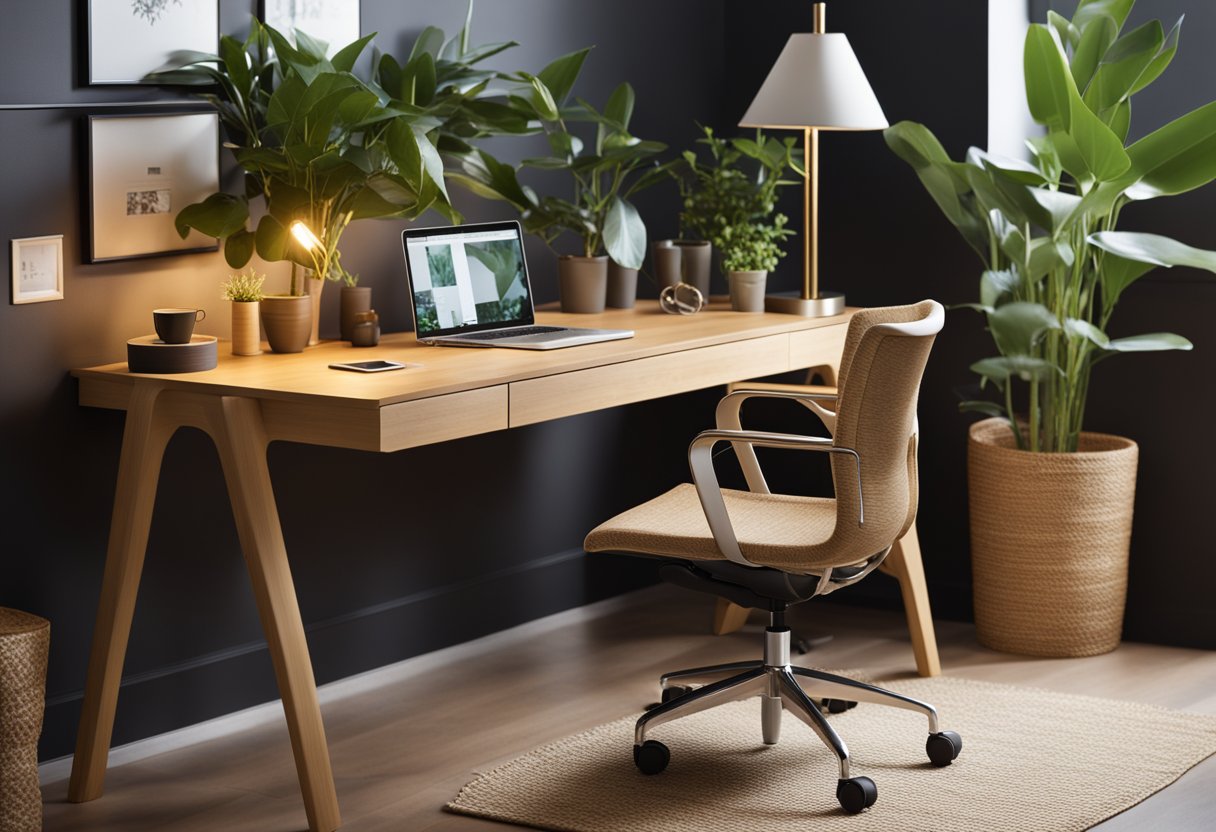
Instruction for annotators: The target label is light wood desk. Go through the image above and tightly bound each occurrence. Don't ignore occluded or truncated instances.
[66,301,906,831]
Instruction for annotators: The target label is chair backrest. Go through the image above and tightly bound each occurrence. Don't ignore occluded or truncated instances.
[819,300,943,566]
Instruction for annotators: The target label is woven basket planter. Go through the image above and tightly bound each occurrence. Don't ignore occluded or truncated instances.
[968,418,1139,657]
[0,608,50,832]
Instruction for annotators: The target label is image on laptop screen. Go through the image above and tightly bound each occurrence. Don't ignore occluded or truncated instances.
[404,223,533,336]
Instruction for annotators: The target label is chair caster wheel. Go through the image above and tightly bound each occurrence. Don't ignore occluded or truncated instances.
[926,730,962,766]
[823,698,857,714]
[633,740,670,775]
[661,685,691,704]
[836,775,877,813]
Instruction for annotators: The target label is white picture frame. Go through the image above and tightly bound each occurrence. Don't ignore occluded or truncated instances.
[88,0,219,85]
[11,236,64,304]
[87,113,221,263]
[260,0,361,56]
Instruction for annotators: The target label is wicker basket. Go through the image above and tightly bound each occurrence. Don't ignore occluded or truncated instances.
[968,418,1139,657]
[0,608,49,832]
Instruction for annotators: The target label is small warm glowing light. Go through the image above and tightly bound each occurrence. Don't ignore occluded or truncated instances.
[290,221,321,251]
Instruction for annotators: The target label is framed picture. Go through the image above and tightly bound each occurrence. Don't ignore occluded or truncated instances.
[87,113,220,263]
[260,0,361,56]
[88,0,219,84]
[11,236,64,304]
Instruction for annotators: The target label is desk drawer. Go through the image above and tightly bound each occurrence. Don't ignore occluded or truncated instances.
[509,334,790,427]
[263,385,508,452]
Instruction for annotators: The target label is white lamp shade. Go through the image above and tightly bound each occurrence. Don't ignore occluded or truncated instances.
[739,33,887,131]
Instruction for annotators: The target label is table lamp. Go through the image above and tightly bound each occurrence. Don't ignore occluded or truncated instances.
[739,2,887,316]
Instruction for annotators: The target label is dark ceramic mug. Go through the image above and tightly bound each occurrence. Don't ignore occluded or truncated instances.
[153,308,205,344]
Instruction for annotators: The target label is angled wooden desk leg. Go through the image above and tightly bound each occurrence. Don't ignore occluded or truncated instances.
[69,384,172,802]
[878,524,941,677]
[206,395,340,832]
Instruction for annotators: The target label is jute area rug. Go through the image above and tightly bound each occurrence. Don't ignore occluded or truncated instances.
[448,676,1216,832]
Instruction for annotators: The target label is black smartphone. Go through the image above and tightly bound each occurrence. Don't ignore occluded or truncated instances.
[328,360,409,373]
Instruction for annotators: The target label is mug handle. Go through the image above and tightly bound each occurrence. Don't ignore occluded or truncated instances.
[195,309,207,322]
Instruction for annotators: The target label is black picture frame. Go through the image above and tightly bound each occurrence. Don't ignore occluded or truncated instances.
[87,0,219,85]
[86,112,221,263]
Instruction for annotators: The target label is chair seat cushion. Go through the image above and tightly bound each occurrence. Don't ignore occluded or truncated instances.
[584,483,839,570]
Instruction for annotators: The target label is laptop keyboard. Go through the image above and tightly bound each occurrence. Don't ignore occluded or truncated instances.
[461,326,566,340]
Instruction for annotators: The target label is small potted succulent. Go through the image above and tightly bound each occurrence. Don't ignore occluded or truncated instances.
[220,267,265,355]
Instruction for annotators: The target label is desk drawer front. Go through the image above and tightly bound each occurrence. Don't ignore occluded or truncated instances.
[789,323,847,370]
[262,386,508,452]
[509,334,790,427]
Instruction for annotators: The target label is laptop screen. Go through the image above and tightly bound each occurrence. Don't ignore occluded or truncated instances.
[402,221,535,337]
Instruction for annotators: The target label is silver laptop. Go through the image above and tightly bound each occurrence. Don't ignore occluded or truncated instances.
[401,221,633,350]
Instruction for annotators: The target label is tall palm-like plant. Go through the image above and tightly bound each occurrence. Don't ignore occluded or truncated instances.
[886,0,1216,452]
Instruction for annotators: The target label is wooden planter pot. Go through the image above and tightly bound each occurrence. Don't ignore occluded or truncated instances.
[968,417,1139,657]
[261,295,312,354]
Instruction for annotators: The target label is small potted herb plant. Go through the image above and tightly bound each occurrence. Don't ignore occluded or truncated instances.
[676,126,799,302]
[221,267,265,355]
[719,215,793,312]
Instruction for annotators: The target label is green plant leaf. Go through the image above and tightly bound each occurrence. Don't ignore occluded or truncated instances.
[1025,25,1073,132]
[409,26,445,61]
[1129,16,1182,96]
[971,355,1061,383]
[980,269,1020,307]
[1088,231,1216,272]
[987,301,1061,356]
[1071,13,1116,91]
[223,229,255,268]
[1026,237,1075,282]
[1073,0,1134,32]
[1047,11,1080,52]
[603,197,646,270]
[1104,333,1193,351]
[1083,19,1163,113]
[401,51,437,106]
[525,74,558,121]
[1064,317,1110,348]
[254,214,289,262]
[604,82,635,130]
[331,32,375,73]
[536,47,591,107]
[959,400,1008,418]
[174,192,248,239]
[1121,100,1216,200]
[1095,252,1155,309]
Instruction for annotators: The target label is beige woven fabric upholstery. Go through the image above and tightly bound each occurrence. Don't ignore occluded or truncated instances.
[586,483,841,570]
[586,301,941,573]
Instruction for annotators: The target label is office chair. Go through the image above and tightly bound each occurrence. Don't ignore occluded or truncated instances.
[585,300,959,813]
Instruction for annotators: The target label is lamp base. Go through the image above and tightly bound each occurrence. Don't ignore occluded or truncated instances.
[764,291,846,317]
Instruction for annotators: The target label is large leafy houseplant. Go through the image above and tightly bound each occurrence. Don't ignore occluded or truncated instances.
[885,0,1216,453]
[452,50,668,270]
[153,6,534,294]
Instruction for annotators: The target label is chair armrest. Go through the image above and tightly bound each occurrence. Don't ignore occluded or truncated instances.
[715,389,840,494]
[687,428,864,569]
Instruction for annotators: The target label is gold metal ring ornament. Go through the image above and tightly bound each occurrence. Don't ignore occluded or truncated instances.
[659,282,704,315]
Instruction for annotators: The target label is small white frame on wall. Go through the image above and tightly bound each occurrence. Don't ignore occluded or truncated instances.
[11,236,65,304]
[260,0,361,56]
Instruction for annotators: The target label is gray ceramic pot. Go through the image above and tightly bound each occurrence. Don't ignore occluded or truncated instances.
[340,286,372,341]
[261,295,312,353]
[558,255,608,313]
[673,240,712,298]
[606,261,638,308]
[728,270,767,312]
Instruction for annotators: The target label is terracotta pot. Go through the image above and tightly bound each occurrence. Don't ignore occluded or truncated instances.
[968,418,1139,657]
[728,270,767,312]
[230,301,262,356]
[261,295,311,354]
[340,286,372,341]
[558,255,608,313]
[606,261,638,308]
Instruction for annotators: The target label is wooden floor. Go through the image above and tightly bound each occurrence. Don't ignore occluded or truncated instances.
[41,585,1216,831]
